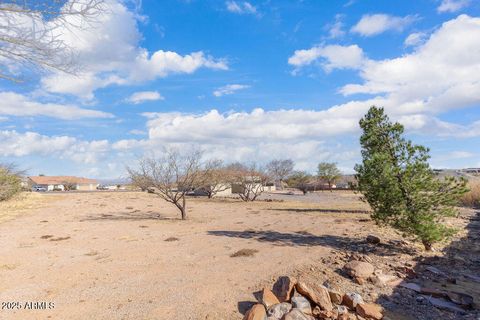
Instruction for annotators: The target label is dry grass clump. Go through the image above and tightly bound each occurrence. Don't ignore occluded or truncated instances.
[230,248,258,258]
[460,180,480,208]
[0,192,54,223]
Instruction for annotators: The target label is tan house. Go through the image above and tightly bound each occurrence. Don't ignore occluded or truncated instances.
[28,176,99,191]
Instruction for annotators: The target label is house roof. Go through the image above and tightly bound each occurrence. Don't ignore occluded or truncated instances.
[28,176,98,185]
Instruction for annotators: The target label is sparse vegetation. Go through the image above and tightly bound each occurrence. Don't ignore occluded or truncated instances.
[286,171,311,194]
[164,237,180,242]
[355,106,468,250]
[0,163,22,202]
[460,180,480,208]
[230,248,258,257]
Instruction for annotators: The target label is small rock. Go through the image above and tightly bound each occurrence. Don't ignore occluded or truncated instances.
[296,281,333,311]
[399,282,421,292]
[371,274,399,287]
[291,296,312,315]
[260,288,281,309]
[267,302,292,319]
[272,276,297,302]
[356,303,383,320]
[420,287,446,298]
[344,261,375,279]
[366,235,380,244]
[282,308,310,320]
[243,304,267,320]
[446,291,474,308]
[354,277,366,285]
[342,292,364,309]
[336,305,348,315]
[426,296,466,314]
[328,289,344,304]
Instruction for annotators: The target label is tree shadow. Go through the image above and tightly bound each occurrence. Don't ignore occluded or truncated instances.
[207,230,416,256]
[379,209,480,319]
[268,208,371,214]
[80,211,176,221]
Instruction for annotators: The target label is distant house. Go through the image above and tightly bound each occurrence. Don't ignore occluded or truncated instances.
[28,176,99,191]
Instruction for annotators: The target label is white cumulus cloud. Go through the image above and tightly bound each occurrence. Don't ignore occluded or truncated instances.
[0,92,113,120]
[351,14,418,37]
[288,44,366,72]
[126,91,164,104]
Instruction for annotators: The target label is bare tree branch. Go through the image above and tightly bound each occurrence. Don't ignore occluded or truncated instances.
[0,0,106,82]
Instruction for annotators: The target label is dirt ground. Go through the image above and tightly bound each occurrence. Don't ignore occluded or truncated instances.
[0,191,476,319]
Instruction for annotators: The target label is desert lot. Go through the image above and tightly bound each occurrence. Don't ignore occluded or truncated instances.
[0,191,477,319]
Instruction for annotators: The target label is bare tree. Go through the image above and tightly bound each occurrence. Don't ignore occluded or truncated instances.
[0,0,105,81]
[266,159,294,190]
[127,149,206,220]
[228,163,268,202]
[197,159,231,199]
[61,178,76,191]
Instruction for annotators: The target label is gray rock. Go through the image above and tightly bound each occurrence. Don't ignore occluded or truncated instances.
[267,302,292,320]
[282,309,310,320]
[291,296,311,315]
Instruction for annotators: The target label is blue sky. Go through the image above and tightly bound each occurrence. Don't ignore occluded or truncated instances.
[1,0,480,178]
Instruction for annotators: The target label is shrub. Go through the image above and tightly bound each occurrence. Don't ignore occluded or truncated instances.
[460,180,480,208]
[0,164,22,201]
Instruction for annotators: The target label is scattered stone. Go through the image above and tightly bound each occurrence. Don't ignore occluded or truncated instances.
[420,287,446,298]
[425,266,445,276]
[366,235,381,244]
[446,291,474,308]
[371,274,398,287]
[328,289,344,304]
[272,276,297,302]
[342,292,364,310]
[267,302,291,319]
[344,261,375,279]
[426,296,466,314]
[260,288,281,309]
[291,296,312,315]
[243,304,267,320]
[399,282,421,292]
[296,281,333,311]
[356,303,383,320]
[282,309,310,320]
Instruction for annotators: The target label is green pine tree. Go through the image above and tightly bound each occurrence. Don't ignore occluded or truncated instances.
[355,106,468,250]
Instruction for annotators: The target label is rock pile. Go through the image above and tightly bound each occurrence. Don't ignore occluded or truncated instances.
[243,274,384,320]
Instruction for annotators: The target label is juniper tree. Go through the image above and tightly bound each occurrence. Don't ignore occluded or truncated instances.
[355,106,468,250]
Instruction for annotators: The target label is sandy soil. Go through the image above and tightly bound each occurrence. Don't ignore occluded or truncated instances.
[0,191,381,319]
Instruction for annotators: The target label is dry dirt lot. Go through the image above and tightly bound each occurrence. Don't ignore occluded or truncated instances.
[0,191,476,319]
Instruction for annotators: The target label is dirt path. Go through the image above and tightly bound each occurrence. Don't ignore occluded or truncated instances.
[0,192,372,319]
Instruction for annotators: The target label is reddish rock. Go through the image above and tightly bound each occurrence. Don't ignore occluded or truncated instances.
[328,289,344,305]
[296,281,333,311]
[356,303,383,320]
[344,261,375,279]
[260,287,280,309]
[272,276,297,302]
[243,304,267,320]
[342,292,364,310]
